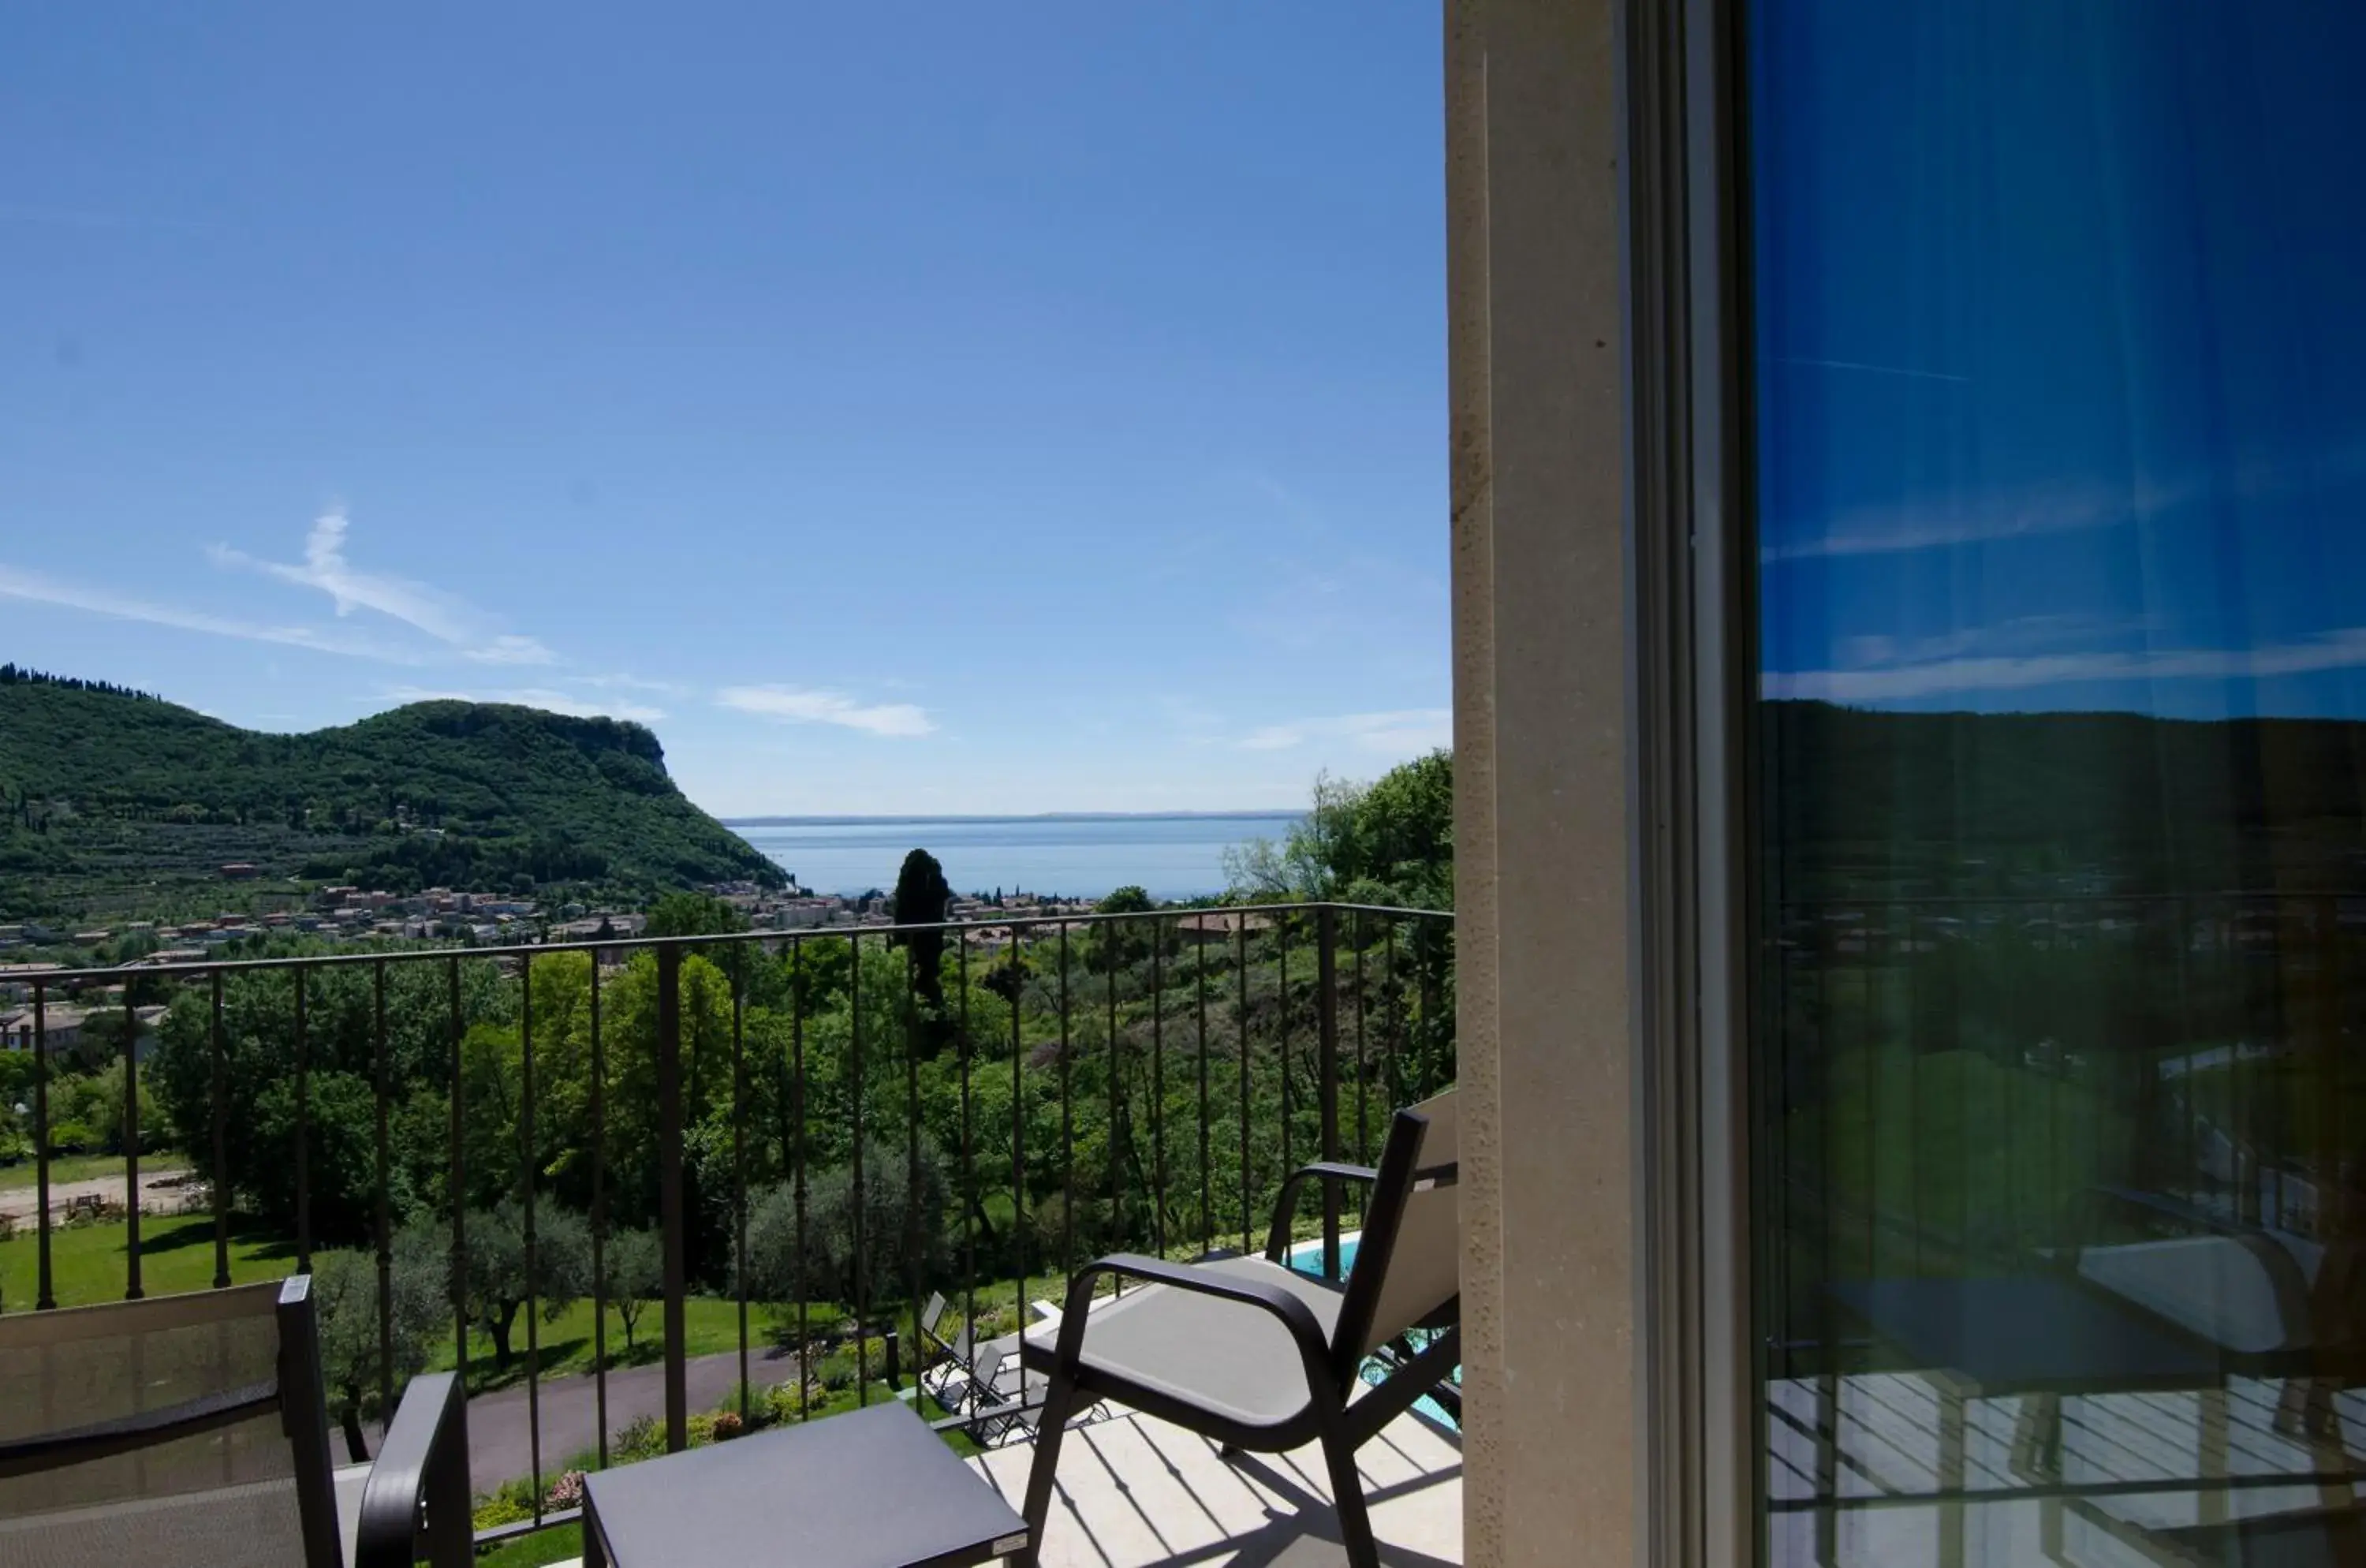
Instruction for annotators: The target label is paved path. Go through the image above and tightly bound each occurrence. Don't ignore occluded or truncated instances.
[461,1344,812,1491]
[0,1165,193,1225]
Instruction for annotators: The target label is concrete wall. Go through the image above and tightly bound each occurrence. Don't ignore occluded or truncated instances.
[1446,0,1633,1564]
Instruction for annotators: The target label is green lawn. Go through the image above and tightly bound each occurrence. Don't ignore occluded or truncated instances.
[0,1211,294,1309]
[472,1524,584,1568]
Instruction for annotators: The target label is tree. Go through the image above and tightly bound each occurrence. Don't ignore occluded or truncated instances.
[1090,884,1155,973]
[891,849,953,1036]
[604,1226,663,1354]
[462,1202,592,1370]
[312,1232,446,1462]
[1225,750,1454,909]
[645,892,750,941]
[741,1150,948,1310]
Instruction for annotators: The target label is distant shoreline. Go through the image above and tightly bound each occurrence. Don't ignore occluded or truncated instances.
[722,810,1303,827]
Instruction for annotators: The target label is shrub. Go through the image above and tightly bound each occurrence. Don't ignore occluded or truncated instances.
[711,1411,744,1442]
[612,1414,664,1463]
[543,1470,586,1510]
[45,1118,95,1155]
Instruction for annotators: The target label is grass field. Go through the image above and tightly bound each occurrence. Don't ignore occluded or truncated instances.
[0,1210,294,1308]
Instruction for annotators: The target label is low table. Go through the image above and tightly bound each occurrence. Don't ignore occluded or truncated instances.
[583,1401,1031,1568]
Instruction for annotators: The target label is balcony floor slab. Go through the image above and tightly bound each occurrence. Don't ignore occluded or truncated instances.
[965,1406,1464,1567]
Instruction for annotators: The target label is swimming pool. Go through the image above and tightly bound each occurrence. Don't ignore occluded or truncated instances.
[1286,1233,1462,1431]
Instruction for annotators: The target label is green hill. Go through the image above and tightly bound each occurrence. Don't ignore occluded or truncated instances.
[0,669,781,921]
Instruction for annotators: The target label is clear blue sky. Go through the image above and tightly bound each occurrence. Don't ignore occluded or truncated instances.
[1753,0,2366,723]
[1,4,1446,816]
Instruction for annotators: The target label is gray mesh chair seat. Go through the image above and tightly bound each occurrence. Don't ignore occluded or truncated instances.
[0,1275,471,1568]
[1018,1088,1460,1568]
[1022,1254,1349,1426]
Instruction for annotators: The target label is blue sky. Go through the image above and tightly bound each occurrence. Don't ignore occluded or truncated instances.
[1753,0,2366,723]
[1,4,1446,816]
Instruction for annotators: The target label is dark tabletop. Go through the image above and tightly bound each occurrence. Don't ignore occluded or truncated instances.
[584,1400,1029,1568]
[1827,1275,2224,1397]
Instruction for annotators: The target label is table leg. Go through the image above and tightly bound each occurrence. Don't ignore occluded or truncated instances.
[2012,1393,2065,1566]
[1936,1383,1966,1568]
[583,1499,609,1568]
[1814,1371,1839,1568]
[2198,1387,2230,1529]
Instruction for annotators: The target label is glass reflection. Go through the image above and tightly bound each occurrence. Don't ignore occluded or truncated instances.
[1748,3,2366,1564]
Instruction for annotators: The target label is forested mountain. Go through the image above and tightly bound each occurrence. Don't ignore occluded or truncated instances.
[1763,701,2366,898]
[0,671,781,917]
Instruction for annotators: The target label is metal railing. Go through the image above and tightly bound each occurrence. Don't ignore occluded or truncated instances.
[4,900,1454,1542]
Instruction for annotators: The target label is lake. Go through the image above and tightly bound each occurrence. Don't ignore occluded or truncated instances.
[725,814,1303,902]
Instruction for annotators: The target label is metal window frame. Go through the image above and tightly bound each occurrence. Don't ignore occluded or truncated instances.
[1622,0,1759,1564]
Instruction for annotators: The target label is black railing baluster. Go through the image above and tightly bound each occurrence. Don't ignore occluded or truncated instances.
[733,972,749,1422]
[852,931,867,1406]
[1197,921,1210,1256]
[1059,922,1073,1285]
[373,960,393,1425]
[122,986,142,1300]
[657,943,687,1450]
[294,968,311,1271]
[1316,905,1340,1280]
[520,953,541,1518]
[1237,920,1250,1256]
[1107,928,1121,1292]
[1151,920,1166,1258]
[959,929,976,1395]
[211,971,230,1289]
[1278,915,1291,1206]
[590,955,608,1469]
[1354,912,1368,1180]
[1384,922,1400,1110]
[34,984,53,1310]
[1420,924,1442,1100]
[1010,927,1026,1401]
[905,946,922,1398]
[448,958,468,1396]
[792,940,809,1424]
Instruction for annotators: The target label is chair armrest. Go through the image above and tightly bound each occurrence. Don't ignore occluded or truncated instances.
[2073,1185,2317,1350]
[1263,1163,1379,1261]
[355,1372,472,1568]
[1039,1253,1335,1384]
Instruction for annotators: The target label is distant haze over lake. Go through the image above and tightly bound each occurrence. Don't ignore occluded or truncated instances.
[725,812,1303,901]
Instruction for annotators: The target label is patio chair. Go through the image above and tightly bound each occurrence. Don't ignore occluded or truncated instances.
[0,1274,471,1568]
[916,1291,980,1409]
[1017,1087,1459,1568]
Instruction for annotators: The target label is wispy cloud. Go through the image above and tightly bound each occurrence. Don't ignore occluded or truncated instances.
[381,685,666,722]
[0,563,420,662]
[570,672,688,695]
[465,635,558,666]
[715,685,935,737]
[1237,708,1453,754]
[215,510,556,666]
[1766,626,2366,703]
[1761,476,2185,564]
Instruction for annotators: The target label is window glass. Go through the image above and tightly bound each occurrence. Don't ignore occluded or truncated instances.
[1748,5,2366,1563]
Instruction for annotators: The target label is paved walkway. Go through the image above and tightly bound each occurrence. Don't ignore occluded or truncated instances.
[461,1344,810,1492]
[0,1165,193,1225]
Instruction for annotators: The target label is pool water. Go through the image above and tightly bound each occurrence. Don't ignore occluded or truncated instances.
[1286,1234,1462,1430]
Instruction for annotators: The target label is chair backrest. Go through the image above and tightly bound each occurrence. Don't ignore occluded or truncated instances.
[0,1276,342,1568]
[1334,1087,1460,1367]
[920,1292,947,1337]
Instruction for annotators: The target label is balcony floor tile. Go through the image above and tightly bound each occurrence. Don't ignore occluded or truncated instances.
[967,1407,1464,1567]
